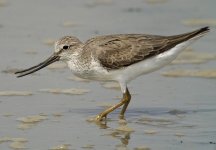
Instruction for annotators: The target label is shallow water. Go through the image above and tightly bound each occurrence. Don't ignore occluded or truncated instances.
[0,0,216,149]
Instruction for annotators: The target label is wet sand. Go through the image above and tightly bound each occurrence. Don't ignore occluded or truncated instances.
[0,0,216,149]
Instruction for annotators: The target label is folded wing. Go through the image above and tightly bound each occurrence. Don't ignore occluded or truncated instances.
[84,27,209,70]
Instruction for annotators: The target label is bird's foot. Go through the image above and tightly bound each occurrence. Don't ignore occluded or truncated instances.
[95,114,107,121]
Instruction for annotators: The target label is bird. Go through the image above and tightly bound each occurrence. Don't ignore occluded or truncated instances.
[15,27,210,121]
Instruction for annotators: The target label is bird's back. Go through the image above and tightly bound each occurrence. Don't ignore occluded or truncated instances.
[83,27,210,70]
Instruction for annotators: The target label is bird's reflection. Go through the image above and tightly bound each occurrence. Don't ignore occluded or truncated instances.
[109,126,131,149]
[88,118,133,148]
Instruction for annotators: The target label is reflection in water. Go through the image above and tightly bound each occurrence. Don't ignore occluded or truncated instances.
[84,106,216,149]
[110,129,131,149]
[108,130,131,145]
[89,118,133,149]
[86,116,132,149]
[120,132,130,146]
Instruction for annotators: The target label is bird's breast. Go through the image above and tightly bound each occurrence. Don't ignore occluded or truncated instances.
[66,58,112,81]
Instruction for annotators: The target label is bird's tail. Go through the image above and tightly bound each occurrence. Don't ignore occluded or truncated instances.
[168,26,210,45]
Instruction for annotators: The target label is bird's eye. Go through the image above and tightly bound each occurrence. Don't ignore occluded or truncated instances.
[63,45,69,50]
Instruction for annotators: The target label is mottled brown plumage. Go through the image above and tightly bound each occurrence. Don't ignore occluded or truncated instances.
[84,27,209,70]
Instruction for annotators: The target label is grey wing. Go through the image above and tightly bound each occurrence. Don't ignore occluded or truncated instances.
[84,34,169,70]
[83,27,209,70]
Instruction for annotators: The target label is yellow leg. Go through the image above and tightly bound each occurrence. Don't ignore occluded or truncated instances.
[96,88,131,121]
[119,88,131,119]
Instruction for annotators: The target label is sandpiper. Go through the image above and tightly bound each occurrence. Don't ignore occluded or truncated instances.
[15,27,210,121]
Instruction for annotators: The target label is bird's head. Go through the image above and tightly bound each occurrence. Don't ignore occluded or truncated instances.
[15,36,82,77]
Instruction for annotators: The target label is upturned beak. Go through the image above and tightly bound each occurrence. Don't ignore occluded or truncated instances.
[15,54,60,78]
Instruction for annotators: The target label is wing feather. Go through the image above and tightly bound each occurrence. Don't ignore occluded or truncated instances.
[83,27,209,70]
[84,34,169,70]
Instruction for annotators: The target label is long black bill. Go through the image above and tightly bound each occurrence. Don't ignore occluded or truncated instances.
[15,54,60,78]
